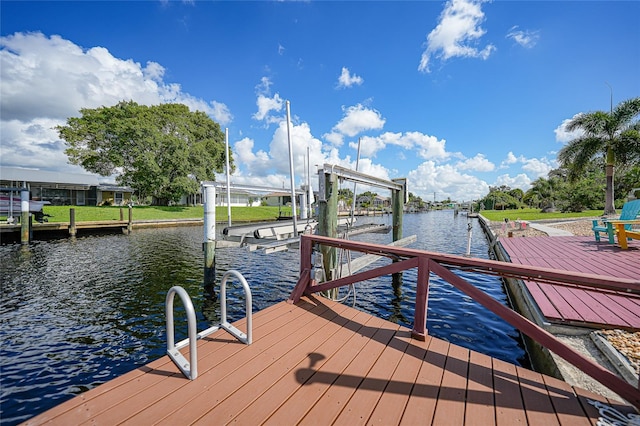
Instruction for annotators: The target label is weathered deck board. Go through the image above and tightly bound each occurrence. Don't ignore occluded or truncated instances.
[24,295,635,425]
[499,236,640,330]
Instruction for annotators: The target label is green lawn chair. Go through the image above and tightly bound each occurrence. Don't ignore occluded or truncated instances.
[592,199,640,243]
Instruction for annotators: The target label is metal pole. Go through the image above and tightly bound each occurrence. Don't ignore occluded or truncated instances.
[300,152,308,220]
[349,137,361,227]
[203,184,216,294]
[605,82,613,113]
[465,221,473,257]
[307,147,312,218]
[286,100,298,233]
[225,128,232,228]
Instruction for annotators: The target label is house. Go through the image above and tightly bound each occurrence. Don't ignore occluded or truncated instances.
[216,189,260,207]
[263,192,293,207]
[0,167,134,207]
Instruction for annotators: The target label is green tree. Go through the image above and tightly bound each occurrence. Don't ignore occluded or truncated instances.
[58,101,229,205]
[558,97,640,215]
[337,188,354,208]
[526,176,564,211]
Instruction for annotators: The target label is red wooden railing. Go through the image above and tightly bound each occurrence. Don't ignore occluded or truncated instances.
[288,234,640,409]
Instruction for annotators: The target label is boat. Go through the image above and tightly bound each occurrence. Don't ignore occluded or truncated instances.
[0,195,49,214]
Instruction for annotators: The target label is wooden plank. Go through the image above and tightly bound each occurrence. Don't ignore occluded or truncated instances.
[492,358,527,425]
[400,337,450,425]
[332,328,411,425]
[230,309,375,424]
[465,350,496,426]
[525,281,561,319]
[516,365,560,425]
[262,313,390,426]
[366,333,431,425]
[540,374,592,426]
[432,344,470,425]
[192,301,357,424]
[296,319,401,425]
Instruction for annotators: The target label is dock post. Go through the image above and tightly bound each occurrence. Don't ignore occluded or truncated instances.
[69,208,76,237]
[127,205,132,234]
[391,179,405,291]
[203,184,216,297]
[318,170,338,297]
[391,179,405,243]
[20,189,30,244]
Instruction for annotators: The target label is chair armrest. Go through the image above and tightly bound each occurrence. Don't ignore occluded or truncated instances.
[609,219,640,225]
[608,219,640,227]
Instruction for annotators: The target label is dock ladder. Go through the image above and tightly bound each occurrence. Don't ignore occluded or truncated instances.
[165,270,252,380]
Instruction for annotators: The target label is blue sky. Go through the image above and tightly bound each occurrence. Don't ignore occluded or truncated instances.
[1,1,639,202]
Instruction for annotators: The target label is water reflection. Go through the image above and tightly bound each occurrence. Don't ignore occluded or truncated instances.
[0,210,526,425]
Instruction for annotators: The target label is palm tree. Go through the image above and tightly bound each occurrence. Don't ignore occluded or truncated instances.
[558,97,640,215]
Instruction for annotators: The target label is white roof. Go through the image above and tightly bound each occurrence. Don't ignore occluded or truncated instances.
[0,166,100,186]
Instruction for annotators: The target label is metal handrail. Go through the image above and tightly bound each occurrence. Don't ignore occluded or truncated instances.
[220,270,253,345]
[165,270,253,380]
[165,286,199,380]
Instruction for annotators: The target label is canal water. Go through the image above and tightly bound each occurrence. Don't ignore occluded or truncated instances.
[0,210,527,425]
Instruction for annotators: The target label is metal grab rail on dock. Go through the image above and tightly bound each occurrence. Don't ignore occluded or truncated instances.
[165,270,253,380]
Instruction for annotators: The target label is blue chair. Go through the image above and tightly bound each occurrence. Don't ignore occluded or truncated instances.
[592,199,640,243]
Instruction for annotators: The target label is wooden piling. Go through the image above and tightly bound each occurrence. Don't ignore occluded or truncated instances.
[20,189,29,244]
[391,179,405,242]
[391,178,405,291]
[69,208,76,237]
[318,171,338,290]
[127,205,132,234]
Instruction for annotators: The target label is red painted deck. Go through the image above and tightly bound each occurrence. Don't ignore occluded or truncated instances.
[24,296,636,425]
[498,236,640,330]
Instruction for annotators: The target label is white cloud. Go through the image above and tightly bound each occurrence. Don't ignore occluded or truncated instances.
[419,0,496,73]
[324,132,344,147]
[408,161,490,201]
[456,153,495,171]
[521,157,556,178]
[554,115,583,143]
[230,119,326,190]
[337,67,364,88]
[0,32,232,171]
[330,104,385,138]
[497,151,555,179]
[499,151,524,168]
[348,131,448,160]
[253,93,284,123]
[506,26,540,48]
[494,173,532,192]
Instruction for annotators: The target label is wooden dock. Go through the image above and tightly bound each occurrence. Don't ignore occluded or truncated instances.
[498,236,640,330]
[24,296,637,425]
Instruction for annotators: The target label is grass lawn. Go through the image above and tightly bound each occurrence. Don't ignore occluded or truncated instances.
[6,205,605,224]
[33,205,296,223]
[479,208,603,222]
